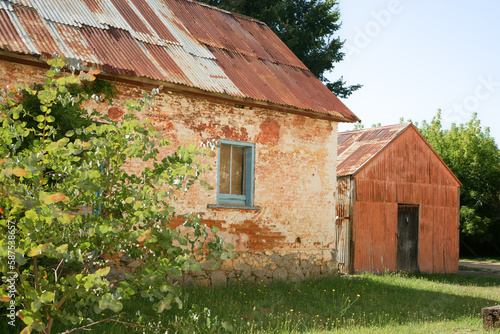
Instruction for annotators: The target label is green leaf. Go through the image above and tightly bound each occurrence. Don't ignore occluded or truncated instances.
[68,315,80,325]
[56,244,68,255]
[28,247,41,257]
[46,70,55,77]
[56,77,66,86]
[40,193,54,205]
[25,209,39,222]
[98,297,109,311]
[95,267,110,277]
[157,299,171,313]
[35,115,45,122]
[175,296,183,309]
[31,299,42,312]
[200,180,214,190]
[31,321,45,331]
[108,299,123,313]
[40,291,54,303]
[15,251,27,265]
[84,278,94,290]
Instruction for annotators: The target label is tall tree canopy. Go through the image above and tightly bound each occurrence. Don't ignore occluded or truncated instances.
[200,0,361,98]
[417,111,500,256]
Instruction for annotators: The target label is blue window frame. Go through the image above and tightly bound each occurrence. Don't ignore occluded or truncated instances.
[216,140,255,207]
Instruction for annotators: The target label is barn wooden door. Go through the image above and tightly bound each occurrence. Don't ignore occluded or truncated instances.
[397,204,419,271]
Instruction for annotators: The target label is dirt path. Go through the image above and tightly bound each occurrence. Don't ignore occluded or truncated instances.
[459,260,500,277]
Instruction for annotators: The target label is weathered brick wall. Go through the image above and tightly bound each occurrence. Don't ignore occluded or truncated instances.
[0,58,340,283]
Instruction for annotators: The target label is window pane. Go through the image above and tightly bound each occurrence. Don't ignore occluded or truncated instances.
[231,146,245,195]
[219,144,231,194]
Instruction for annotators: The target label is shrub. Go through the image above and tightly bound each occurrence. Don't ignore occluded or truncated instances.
[0,55,234,333]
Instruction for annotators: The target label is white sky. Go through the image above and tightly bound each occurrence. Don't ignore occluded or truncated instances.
[328,0,500,144]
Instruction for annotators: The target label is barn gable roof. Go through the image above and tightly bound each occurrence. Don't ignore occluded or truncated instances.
[0,0,359,122]
[337,123,461,185]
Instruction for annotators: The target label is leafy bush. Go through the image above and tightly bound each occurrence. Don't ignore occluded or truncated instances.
[0,55,234,333]
[418,111,500,245]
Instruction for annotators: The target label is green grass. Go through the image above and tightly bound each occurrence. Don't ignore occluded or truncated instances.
[3,272,500,333]
[460,257,500,263]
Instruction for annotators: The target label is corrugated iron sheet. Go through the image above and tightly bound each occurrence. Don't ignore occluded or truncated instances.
[149,0,213,58]
[49,22,100,65]
[144,43,192,86]
[79,25,135,76]
[110,0,153,37]
[0,8,30,54]
[0,0,358,121]
[130,0,178,43]
[236,17,305,69]
[337,124,411,176]
[14,5,59,55]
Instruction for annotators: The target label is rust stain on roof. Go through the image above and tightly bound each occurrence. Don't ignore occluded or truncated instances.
[130,0,178,44]
[109,0,150,36]
[14,6,59,55]
[49,22,98,65]
[0,9,29,54]
[337,124,411,176]
[0,0,359,122]
[80,0,103,14]
[144,43,193,86]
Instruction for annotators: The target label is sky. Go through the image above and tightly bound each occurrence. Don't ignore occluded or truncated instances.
[328,1,500,144]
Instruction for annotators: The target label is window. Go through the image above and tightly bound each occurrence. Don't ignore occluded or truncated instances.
[214,140,256,208]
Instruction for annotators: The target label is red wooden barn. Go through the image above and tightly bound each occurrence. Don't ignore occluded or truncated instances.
[335,124,461,274]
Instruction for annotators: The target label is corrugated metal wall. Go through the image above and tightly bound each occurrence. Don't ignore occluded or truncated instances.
[348,127,460,274]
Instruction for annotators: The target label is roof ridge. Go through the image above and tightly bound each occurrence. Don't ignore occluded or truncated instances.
[339,123,411,135]
[185,0,270,26]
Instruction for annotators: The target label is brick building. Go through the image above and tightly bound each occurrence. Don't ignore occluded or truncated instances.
[0,0,359,284]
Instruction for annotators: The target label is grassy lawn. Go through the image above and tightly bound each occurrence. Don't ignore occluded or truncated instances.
[3,272,499,333]
[460,257,500,263]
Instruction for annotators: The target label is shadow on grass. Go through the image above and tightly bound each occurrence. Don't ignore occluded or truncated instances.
[162,273,500,332]
[409,270,500,287]
[2,272,499,333]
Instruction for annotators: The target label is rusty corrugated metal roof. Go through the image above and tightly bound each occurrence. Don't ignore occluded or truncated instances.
[337,124,411,176]
[0,0,359,121]
[0,8,30,54]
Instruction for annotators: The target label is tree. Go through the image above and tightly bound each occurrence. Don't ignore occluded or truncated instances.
[351,122,381,130]
[200,0,361,98]
[417,111,500,255]
[0,56,234,333]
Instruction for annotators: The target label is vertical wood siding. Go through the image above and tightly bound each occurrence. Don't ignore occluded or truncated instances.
[352,127,460,274]
[335,177,353,273]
